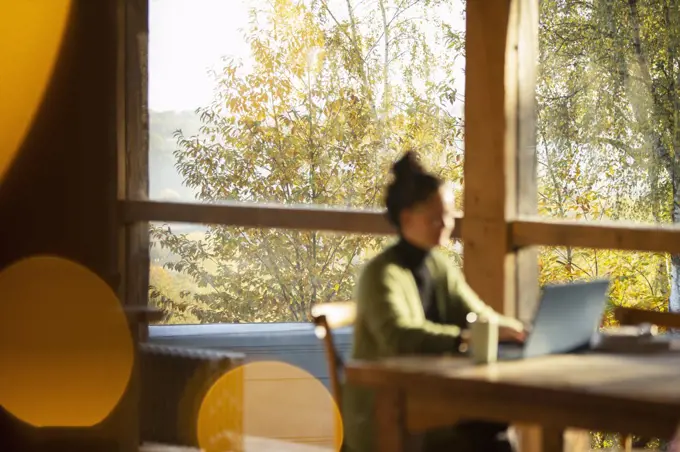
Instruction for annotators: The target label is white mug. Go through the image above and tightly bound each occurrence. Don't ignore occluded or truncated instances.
[467,312,499,364]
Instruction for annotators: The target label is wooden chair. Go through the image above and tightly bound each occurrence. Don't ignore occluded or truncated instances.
[311,301,356,451]
[310,301,357,406]
[614,306,680,452]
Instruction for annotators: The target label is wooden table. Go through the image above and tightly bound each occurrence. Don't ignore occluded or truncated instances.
[345,353,680,452]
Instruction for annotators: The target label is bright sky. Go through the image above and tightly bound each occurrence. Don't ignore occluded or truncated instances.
[149,0,251,111]
[149,0,465,112]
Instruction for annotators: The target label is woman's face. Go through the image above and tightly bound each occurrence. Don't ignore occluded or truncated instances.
[400,185,456,249]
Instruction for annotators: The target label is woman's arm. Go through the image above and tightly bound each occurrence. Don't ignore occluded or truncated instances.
[455,277,526,342]
[359,263,464,356]
[444,261,525,335]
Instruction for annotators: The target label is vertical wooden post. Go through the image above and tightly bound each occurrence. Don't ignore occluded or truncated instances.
[463,0,518,316]
[116,0,149,450]
[463,0,539,317]
[504,1,544,451]
[515,0,540,325]
[121,0,150,341]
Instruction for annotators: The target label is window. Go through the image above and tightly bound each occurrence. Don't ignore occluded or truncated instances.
[537,0,677,227]
[535,0,680,316]
[143,0,467,323]
[149,223,391,324]
[148,221,463,325]
[540,247,670,326]
[148,0,466,208]
[119,0,680,331]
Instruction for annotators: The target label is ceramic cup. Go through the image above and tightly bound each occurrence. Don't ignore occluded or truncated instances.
[467,312,499,364]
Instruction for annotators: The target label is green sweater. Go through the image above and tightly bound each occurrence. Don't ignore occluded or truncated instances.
[342,244,520,452]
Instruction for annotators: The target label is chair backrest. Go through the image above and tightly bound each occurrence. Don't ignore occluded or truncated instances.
[614,306,680,330]
[310,301,357,407]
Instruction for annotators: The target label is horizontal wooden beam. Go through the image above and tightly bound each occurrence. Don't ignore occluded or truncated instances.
[120,200,469,237]
[121,202,680,253]
[124,306,163,324]
[614,306,680,329]
[513,218,680,254]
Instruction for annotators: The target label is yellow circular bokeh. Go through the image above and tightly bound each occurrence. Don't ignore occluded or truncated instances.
[0,0,72,183]
[197,361,343,452]
[0,256,133,427]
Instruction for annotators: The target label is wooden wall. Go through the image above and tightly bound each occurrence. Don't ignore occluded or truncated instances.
[0,0,119,283]
[0,1,126,450]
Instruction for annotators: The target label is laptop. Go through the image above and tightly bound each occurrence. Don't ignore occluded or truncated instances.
[497,279,611,361]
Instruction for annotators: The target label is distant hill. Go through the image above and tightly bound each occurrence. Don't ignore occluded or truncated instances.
[149,109,202,202]
[149,109,207,238]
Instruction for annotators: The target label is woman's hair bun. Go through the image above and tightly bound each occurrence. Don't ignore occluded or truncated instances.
[391,151,425,181]
[384,151,443,228]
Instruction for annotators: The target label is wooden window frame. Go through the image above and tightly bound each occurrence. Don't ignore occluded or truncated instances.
[118,0,680,325]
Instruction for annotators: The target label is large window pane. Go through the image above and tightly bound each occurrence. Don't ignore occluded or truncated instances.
[148,0,466,209]
[149,223,388,324]
[537,0,680,314]
[537,0,679,225]
[149,222,463,325]
[539,246,669,328]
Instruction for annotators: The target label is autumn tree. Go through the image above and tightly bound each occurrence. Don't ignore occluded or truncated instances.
[150,0,464,323]
[536,0,677,319]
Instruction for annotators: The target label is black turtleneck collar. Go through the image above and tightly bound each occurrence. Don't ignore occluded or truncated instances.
[394,238,430,270]
[394,238,440,321]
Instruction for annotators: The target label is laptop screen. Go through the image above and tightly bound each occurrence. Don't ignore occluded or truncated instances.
[523,279,610,358]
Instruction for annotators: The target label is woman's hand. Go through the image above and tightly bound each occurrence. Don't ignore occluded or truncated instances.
[499,318,527,343]
[458,319,527,352]
[499,326,527,343]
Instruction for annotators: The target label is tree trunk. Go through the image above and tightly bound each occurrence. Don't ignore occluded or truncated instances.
[670,182,680,313]
[626,0,680,314]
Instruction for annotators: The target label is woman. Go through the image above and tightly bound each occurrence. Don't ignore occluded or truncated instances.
[342,152,525,452]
